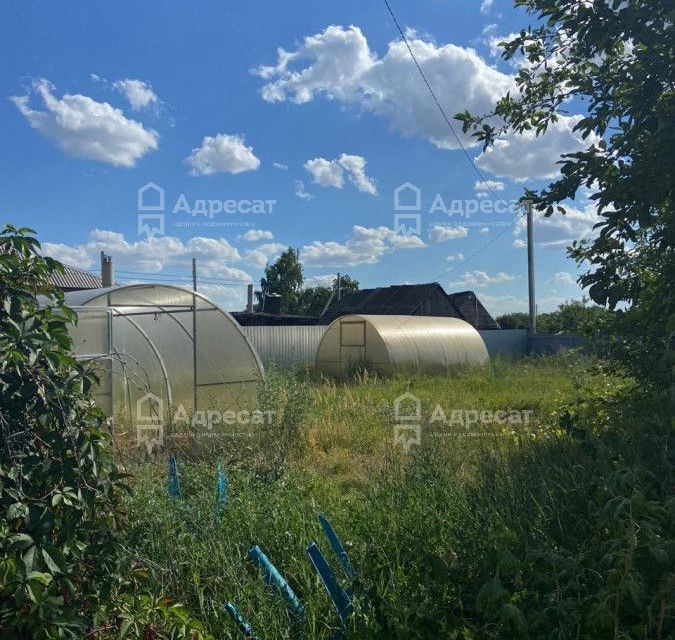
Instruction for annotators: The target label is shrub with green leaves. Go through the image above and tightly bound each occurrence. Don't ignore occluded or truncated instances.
[0,225,207,639]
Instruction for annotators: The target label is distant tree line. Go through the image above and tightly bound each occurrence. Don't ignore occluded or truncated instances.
[496,299,612,335]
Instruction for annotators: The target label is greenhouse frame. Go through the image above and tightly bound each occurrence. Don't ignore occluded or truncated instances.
[59,284,264,428]
[316,314,489,376]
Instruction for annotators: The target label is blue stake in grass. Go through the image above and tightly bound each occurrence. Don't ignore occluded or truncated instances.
[248,545,305,618]
[223,601,256,638]
[319,513,356,581]
[306,542,353,626]
[167,455,180,498]
[215,460,228,520]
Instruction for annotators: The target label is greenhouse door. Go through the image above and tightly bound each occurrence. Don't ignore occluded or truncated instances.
[339,320,366,368]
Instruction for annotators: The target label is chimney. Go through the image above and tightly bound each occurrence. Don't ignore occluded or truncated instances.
[247,284,254,313]
[101,251,114,287]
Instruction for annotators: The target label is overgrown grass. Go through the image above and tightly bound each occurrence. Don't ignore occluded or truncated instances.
[120,356,673,639]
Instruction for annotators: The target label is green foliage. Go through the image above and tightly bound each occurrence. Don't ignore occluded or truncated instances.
[0,225,208,639]
[456,0,674,388]
[496,311,530,330]
[259,250,359,316]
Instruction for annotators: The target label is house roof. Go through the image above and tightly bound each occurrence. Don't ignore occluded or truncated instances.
[50,264,103,291]
[447,290,500,330]
[321,282,447,323]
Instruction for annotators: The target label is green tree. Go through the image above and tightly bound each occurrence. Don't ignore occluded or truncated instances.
[456,0,674,387]
[538,299,612,335]
[495,312,529,329]
[297,274,360,316]
[258,248,303,314]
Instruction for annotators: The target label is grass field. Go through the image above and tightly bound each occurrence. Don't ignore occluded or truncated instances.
[120,356,670,639]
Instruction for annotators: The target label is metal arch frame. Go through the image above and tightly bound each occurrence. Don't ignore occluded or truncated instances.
[65,284,265,413]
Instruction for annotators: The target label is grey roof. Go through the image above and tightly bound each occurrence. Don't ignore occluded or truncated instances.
[50,264,102,291]
[321,282,500,329]
[321,282,444,322]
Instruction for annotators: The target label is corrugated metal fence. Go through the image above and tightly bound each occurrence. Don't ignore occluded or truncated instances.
[243,326,325,370]
[243,326,585,370]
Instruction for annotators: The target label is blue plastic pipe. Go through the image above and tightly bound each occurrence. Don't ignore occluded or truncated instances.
[167,455,180,498]
[248,545,305,618]
[306,542,353,626]
[223,601,256,638]
[215,460,228,519]
[319,513,356,581]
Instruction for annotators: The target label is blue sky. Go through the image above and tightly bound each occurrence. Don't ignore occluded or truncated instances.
[0,0,596,314]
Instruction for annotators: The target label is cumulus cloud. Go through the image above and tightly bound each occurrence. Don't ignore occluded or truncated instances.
[185,133,260,176]
[450,270,516,288]
[294,179,314,200]
[548,271,576,286]
[301,225,425,267]
[11,79,158,167]
[303,274,336,288]
[428,225,469,243]
[475,115,599,181]
[243,242,286,267]
[512,201,598,249]
[481,293,576,316]
[43,229,249,281]
[112,79,158,110]
[255,25,592,182]
[239,229,274,242]
[273,162,288,170]
[304,153,377,194]
[446,252,465,262]
[474,179,505,197]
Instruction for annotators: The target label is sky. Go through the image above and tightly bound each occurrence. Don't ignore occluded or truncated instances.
[0,0,597,315]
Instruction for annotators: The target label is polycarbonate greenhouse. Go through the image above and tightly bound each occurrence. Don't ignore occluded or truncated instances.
[316,314,489,376]
[59,284,264,428]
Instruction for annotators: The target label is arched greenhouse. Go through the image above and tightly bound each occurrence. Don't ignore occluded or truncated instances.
[58,284,264,431]
[316,314,489,376]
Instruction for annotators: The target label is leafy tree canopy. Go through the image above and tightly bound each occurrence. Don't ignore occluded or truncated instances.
[457,0,674,387]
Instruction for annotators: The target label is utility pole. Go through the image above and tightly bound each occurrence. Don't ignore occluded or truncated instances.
[527,200,536,334]
[192,257,197,413]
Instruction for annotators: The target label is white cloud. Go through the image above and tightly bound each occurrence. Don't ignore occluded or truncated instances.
[303,153,377,194]
[256,26,593,182]
[482,23,497,34]
[450,270,516,288]
[428,225,469,243]
[487,32,519,58]
[112,79,158,110]
[304,157,344,188]
[185,133,260,176]
[239,229,274,242]
[474,179,504,195]
[480,0,494,15]
[43,229,249,281]
[336,154,377,194]
[244,242,285,268]
[294,179,314,200]
[11,79,158,167]
[301,225,425,267]
[479,227,490,234]
[513,201,598,249]
[476,115,599,181]
[273,162,288,170]
[548,271,576,286]
[446,252,465,262]
[303,274,336,288]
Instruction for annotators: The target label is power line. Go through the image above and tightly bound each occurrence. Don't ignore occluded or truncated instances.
[381,0,504,202]
[381,0,528,279]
